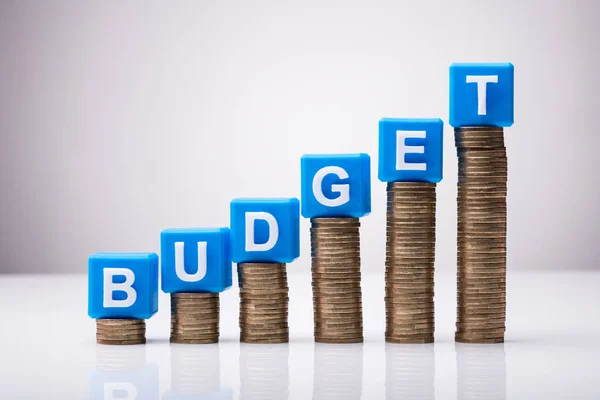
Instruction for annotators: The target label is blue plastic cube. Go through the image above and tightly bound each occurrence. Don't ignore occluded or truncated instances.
[449,62,514,127]
[230,198,300,263]
[300,154,371,218]
[378,118,443,183]
[88,252,159,320]
[160,228,232,293]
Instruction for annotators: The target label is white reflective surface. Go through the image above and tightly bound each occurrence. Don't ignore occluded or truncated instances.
[0,270,598,399]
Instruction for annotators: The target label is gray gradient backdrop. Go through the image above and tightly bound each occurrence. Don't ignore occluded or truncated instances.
[0,0,598,273]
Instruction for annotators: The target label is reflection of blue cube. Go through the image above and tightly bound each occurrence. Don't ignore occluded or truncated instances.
[89,363,159,400]
[449,63,514,127]
[160,228,232,294]
[88,253,159,320]
[378,118,443,183]
[230,198,300,263]
[300,154,371,219]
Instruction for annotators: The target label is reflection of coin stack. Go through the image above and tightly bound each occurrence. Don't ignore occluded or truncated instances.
[456,343,507,400]
[96,343,146,370]
[170,293,220,344]
[385,343,435,400]
[171,344,220,395]
[238,263,289,344]
[312,343,363,400]
[385,183,436,344]
[96,319,146,345]
[455,127,507,344]
[311,218,363,344]
[239,344,289,400]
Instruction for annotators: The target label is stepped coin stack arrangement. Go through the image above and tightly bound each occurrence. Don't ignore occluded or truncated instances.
[311,218,364,344]
[454,127,507,344]
[385,182,437,344]
[170,293,220,344]
[238,263,289,344]
[87,63,515,346]
[96,318,146,345]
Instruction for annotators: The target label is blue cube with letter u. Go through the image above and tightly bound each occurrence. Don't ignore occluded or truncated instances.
[88,252,159,319]
[230,198,300,263]
[160,227,232,293]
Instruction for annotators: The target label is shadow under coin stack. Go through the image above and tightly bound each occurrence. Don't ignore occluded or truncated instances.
[311,218,364,343]
[170,293,220,344]
[378,119,444,344]
[449,62,514,344]
[385,182,437,343]
[454,127,507,344]
[238,263,289,344]
[96,319,146,345]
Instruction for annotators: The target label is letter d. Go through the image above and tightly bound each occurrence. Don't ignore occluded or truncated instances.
[245,212,279,252]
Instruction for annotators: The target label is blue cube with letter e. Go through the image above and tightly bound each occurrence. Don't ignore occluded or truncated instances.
[160,227,232,293]
[88,252,159,320]
[378,118,443,183]
[300,154,371,218]
[230,198,300,263]
[449,62,514,127]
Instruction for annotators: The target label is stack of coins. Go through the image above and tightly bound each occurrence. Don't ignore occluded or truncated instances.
[385,182,437,344]
[455,126,507,344]
[238,263,289,344]
[311,217,363,344]
[96,318,146,345]
[170,293,220,344]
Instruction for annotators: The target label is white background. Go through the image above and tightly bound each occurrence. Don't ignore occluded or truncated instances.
[1,0,599,272]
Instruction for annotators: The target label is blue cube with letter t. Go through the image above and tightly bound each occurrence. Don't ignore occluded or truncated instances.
[230,198,300,263]
[88,252,159,319]
[160,227,232,293]
[300,154,371,218]
[449,62,514,127]
[378,118,443,183]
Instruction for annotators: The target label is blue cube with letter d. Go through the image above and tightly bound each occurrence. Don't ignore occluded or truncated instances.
[88,252,159,320]
[449,62,514,127]
[378,118,443,183]
[160,227,232,293]
[301,154,371,218]
[230,198,300,263]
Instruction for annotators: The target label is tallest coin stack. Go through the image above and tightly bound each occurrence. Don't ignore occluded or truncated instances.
[450,62,514,344]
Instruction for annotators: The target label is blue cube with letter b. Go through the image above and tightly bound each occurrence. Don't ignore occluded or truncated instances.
[378,118,443,183]
[301,154,371,218]
[449,62,514,127]
[88,252,159,319]
[230,198,300,263]
[160,227,232,293]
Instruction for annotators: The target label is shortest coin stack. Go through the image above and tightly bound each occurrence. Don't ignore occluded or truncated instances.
[170,293,220,344]
[238,263,289,344]
[96,318,146,345]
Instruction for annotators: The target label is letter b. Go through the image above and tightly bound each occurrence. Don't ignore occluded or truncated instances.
[88,253,159,320]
